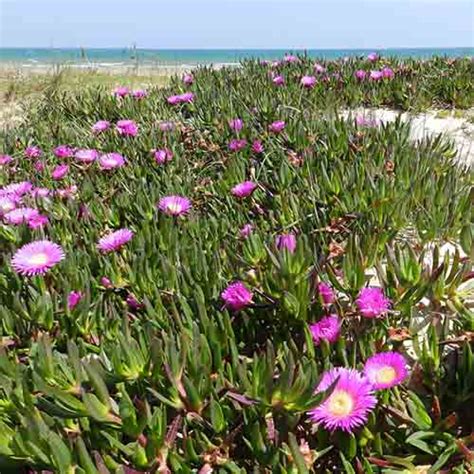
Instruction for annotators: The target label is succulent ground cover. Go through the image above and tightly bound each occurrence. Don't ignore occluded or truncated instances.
[0,55,473,473]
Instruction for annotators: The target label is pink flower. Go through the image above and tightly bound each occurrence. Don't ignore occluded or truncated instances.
[67,291,83,310]
[309,315,341,345]
[239,223,253,239]
[56,185,78,199]
[269,120,285,133]
[167,95,181,105]
[167,92,194,105]
[221,281,253,311]
[182,73,194,85]
[126,293,144,311]
[0,154,13,166]
[75,149,99,163]
[308,368,377,432]
[100,276,113,288]
[367,52,378,62]
[92,120,110,134]
[31,187,50,198]
[275,233,297,253]
[132,89,147,99]
[301,75,317,88]
[25,146,42,159]
[116,120,138,137]
[52,164,69,180]
[154,148,173,165]
[318,282,335,306]
[114,86,130,98]
[283,54,298,63]
[364,352,408,390]
[99,153,126,170]
[355,115,379,128]
[0,195,18,216]
[356,287,391,318]
[159,121,175,132]
[34,161,45,173]
[1,181,33,197]
[354,70,367,80]
[4,207,39,225]
[97,228,134,253]
[382,66,395,79]
[54,145,74,158]
[229,139,247,152]
[158,195,192,216]
[314,63,326,74]
[12,240,65,276]
[229,118,244,132]
[272,75,285,86]
[231,181,257,198]
[369,70,383,81]
[28,214,49,229]
[252,140,264,154]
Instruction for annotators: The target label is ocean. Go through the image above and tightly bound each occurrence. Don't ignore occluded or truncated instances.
[0,47,472,66]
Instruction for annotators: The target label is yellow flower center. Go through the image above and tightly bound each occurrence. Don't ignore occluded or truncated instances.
[29,252,49,266]
[327,390,354,417]
[375,366,396,384]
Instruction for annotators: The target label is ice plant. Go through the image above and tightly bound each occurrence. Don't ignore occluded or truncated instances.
[356,287,391,318]
[0,196,18,216]
[318,282,335,305]
[182,73,194,85]
[116,120,138,137]
[252,140,264,154]
[97,229,134,253]
[159,121,175,132]
[4,207,39,225]
[275,233,297,253]
[269,121,285,133]
[301,75,317,88]
[239,223,254,239]
[158,196,192,216]
[309,315,341,345]
[99,153,126,170]
[367,52,378,62]
[364,352,408,390]
[283,54,298,63]
[28,214,49,229]
[272,75,285,86]
[229,118,244,132]
[54,145,74,158]
[75,149,99,163]
[308,368,377,432]
[114,86,130,98]
[92,120,110,134]
[221,281,253,311]
[0,154,13,165]
[1,181,33,197]
[67,291,83,311]
[132,89,147,99]
[314,63,326,73]
[370,70,383,81]
[229,139,247,152]
[231,181,257,198]
[25,146,42,159]
[52,164,69,180]
[11,240,65,276]
[154,148,174,165]
[382,66,395,79]
[355,69,367,80]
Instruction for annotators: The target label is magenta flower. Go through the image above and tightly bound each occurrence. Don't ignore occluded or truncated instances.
[239,223,254,239]
[283,54,298,63]
[301,75,317,88]
[229,118,244,132]
[0,195,18,216]
[154,148,173,165]
[252,140,264,154]
[12,240,65,276]
[97,228,134,253]
[1,181,33,197]
[275,233,297,253]
[4,207,39,225]
[52,164,69,180]
[0,154,13,166]
[308,367,377,432]
[31,187,50,198]
[367,52,378,62]
[231,181,257,198]
[159,121,175,132]
[314,63,326,74]
[355,115,379,128]
[269,121,285,133]
[182,73,194,85]
[92,120,110,134]
[116,120,138,137]
[229,139,248,152]
[272,75,285,86]
[370,70,383,81]
[114,86,130,98]
[364,352,408,390]
[221,281,253,311]
[27,214,49,229]
[310,315,341,345]
[382,66,395,79]
[34,161,45,173]
[354,70,367,80]
[25,146,42,159]
[158,195,192,216]
[75,148,99,163]
[54,145,74,158]
[132,89,147,99]
[318,282,335,306]
[100,276,113,288]
[167,95,181,105]
[126,293,144,311]
[99,153,126,170]
[67,291,83,310]
[167,92,194,105]
[356,287,391,318]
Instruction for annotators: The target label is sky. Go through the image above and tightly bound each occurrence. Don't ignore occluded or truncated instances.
[0,0,473,49]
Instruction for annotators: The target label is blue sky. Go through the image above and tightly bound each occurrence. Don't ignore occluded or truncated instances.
[0,0,472,48]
